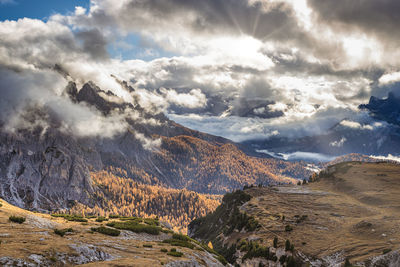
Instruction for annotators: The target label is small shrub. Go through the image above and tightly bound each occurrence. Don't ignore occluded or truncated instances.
[285,240,291,251]
[51,213,70,218]
[287,256,297,267]
[107,221,161,235]
[285,225,293,232]
[162,235,195,249]
[51,214,88,222]
[144,218,160,226]
[54,228,73,237]
[216,255,228,265]
[96,216,108,222]
[284,240,294,252]
[242,242,270,261]
[9,216,25,224]
[200,242,219,255]
[143,244,153,248]
[160,248,168,252]
[85,215,97,219]
[119,216,142,222]
[67,216,88,222]
[167,251,183,257]
[273,237,278,248]
[91,226,120,236]
[109,214,120,218]
[172,233,191,241]
[279,255,287,264]
[344,258,353,267]
[383,248,392,254]
[296,215,308,224]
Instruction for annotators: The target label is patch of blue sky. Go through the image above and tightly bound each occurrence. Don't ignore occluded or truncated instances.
[108,33,178,61]
[0,0,177,61]
[0,0,89,21]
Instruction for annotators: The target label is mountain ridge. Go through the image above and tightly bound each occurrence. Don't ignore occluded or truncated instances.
[0,80,312,231]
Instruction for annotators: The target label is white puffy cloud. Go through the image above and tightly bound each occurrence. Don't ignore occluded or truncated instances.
[339,120,381,131]
[330,137,347,147]
[379,72,400,85]
[160,88,207,109]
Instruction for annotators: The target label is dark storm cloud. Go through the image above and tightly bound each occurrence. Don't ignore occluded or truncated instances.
[75,29,109,59]
[2,0,400,142]
[105,0,308,42]
[231,98,284,119]
[308,0,400,43]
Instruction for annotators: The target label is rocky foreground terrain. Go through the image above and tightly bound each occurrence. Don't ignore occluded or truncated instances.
[189,162,400,266]
[0,197,226,266]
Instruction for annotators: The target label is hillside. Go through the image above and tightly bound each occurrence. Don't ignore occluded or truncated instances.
[189,162,400,266]
[0,81,311,231]
[0,198,226,266]
[70,170,222,233]
[323,153,383,167]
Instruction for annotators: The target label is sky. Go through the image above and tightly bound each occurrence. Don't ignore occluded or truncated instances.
[0,0,90,21]
[0,0,400,142]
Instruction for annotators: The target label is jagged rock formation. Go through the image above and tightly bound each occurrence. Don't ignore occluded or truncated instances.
[359,92,400,125]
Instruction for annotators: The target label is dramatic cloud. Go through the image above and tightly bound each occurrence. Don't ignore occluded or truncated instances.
[308,0,400,43]
[0,66,129,138]
[1,0,399,143]
[160,88,207,109]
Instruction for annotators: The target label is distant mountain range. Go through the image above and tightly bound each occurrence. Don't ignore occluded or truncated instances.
[243,93,400,161]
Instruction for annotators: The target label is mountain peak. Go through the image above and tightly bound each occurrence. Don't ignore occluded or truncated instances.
[75,82,120,115]
[359,92,400,125]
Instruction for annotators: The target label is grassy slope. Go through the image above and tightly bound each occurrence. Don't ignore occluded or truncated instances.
[190,162,400,265]
[0,198,223,266]
[242,162,400,263]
